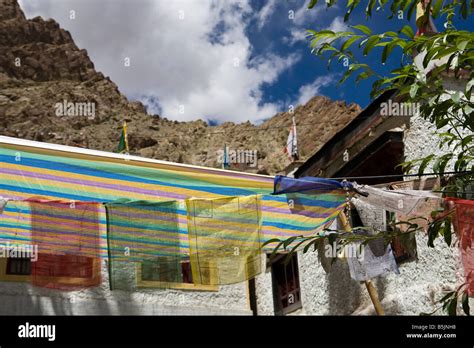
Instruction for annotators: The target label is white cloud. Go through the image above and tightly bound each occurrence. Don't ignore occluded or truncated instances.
[19,0,300,123]
[283,1,348,46]
[293,1,323,26]
[284,27,309,46]
[256,0,277,30]
[327,16,349,33]
[296,75,335,106]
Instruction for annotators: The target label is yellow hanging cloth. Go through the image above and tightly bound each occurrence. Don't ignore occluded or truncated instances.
[186,195,263,285]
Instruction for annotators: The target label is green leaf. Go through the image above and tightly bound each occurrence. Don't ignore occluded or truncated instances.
[291,238,312,253]
[423,46,442,69]
[283,236,300,249]
[400,25,414,39]
[451,91,461,103]
[352,24,372,35]
[269,240,285,259]
[363,36,380,56]
[443,217,452,246]
[466,79,474,95]
[445,51,458,72]
[304,239,319,253]
[432,0,443,18]
[339,68,355,84]
[341,36,360,52]
[407,0,418,20]
[447,297,458,316]
[356,71,370,83]
[462,292,470,316]
[382,40,398,64]
[261,238,281,248]
[439,291,456,303]
[461,135,474,150]
[418,154,435,176]
[366,0,377,17]
[308,0,319,9]
[410,84,419,98]
[457,40,469,51]
[435,117,449,128]
[433,154,452,175]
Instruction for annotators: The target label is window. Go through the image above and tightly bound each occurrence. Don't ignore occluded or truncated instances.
[136,259,218,291]
[0,257,31,282]
[31,254,101,289]
[35,254,95,278]
[0,254,100,287]
[271,253,302,315]
[6,257,31,276]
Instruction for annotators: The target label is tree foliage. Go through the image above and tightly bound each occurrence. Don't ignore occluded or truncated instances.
[307,0,473,187]
[265,0,473,315]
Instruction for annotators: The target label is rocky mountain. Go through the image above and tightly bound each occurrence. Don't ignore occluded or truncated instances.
[0,0,361,175]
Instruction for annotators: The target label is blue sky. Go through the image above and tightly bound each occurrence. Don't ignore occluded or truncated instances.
[19,0,474,124]
[251,0,474,110]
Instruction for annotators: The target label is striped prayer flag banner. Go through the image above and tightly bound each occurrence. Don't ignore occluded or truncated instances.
[186,195,262,285]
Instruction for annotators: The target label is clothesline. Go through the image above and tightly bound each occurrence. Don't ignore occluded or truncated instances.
[329,171,473,181]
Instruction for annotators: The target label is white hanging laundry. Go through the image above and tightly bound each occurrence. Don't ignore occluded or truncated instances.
[352,198,388,257]
[346,234,400,282]
[356,185,441,215]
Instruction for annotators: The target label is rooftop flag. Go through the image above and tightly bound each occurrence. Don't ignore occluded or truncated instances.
[284,116,298,162]
[117,121,129,154]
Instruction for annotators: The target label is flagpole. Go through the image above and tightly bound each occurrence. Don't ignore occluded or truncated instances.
[223,144,228,169]
[124,122,129,154]
[292,114,298,161]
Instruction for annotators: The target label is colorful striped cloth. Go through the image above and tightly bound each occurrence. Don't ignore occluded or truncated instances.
[105,200,182,290]
[0,199,108,256]
[28,199,102,257]
[0,199,102,290]
[186,195,262,285]
[0,139,349,254]
[269,176,349,250]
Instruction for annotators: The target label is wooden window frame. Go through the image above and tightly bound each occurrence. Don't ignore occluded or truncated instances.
[0,256,101,285]
[271,253,302,315]
[136,260,219,292]
[32,256,101,286]
[0,257,31,282]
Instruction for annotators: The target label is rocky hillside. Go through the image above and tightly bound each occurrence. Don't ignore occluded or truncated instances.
[0,0,361,175]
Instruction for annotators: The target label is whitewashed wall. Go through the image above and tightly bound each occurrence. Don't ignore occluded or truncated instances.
[254,80,472,315]
[254,211,465,316]
[0,260,252,315]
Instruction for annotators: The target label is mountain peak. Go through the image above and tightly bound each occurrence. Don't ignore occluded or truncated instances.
[0,0,361,175]
[0,0,26,21]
